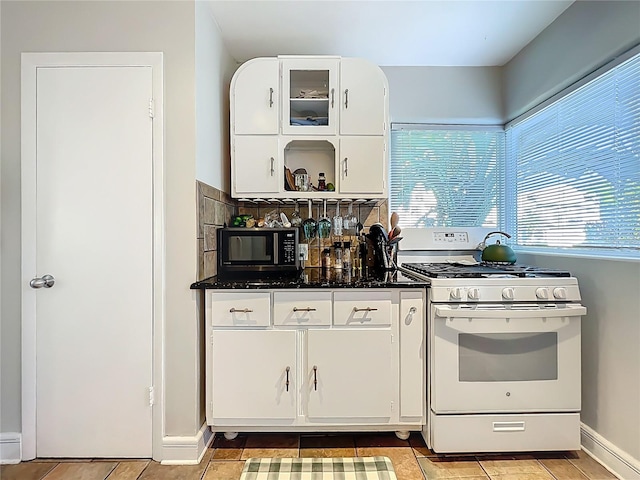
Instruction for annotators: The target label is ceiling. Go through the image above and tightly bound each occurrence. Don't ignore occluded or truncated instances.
[206,0,574,67]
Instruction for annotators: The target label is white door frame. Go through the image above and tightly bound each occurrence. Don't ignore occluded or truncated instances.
[21,52,164,461]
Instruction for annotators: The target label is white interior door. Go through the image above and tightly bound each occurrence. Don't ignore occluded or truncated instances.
[31,64,154,457]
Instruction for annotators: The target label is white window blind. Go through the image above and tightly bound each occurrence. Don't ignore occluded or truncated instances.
[390,126,505,228]
[506,52,640,256]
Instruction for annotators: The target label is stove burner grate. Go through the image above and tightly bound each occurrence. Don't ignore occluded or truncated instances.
[401,262,571,278]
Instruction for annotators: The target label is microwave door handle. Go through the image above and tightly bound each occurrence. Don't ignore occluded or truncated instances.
[272,232,278,264]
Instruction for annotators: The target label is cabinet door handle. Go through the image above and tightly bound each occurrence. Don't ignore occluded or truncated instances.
[406,306,417,325]
[269,87,274,108]
[270,157,275,175]
[331,88,335,108]
[285,366,290,392]
[344,157,348,177]
[229,308,253,313]
[344,88,349,109]
[293,307,316,312]
[313,365,318,391]
[353,306,377,312]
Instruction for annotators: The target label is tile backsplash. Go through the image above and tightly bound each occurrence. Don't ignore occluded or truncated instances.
[196,181,389,276]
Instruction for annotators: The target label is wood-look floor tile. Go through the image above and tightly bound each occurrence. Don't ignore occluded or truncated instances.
[418,456,487,478]
[538,459,589,479]
[212,433,248,460]
[479,459,549,476]
[299,434,356,456]
[202,460,245,480]
[566,450,618,479]
[137,449,212,480]
[408,433,434,457]
[486,474,554,480]
[0,462,58,480]
[240,448,299,460]
[356,447,424,480]
[41,462,117,480]
[105,461,149,479]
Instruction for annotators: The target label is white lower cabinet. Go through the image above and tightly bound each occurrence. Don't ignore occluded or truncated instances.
[205,288,425,433]
[307,329,392,421]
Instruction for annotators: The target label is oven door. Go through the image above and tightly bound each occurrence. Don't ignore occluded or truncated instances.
[431,303,584,414]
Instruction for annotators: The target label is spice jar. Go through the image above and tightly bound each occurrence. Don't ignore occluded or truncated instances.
[322,248,331,269]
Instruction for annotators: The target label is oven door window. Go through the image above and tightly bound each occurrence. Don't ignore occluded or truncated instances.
[459,332,558,382]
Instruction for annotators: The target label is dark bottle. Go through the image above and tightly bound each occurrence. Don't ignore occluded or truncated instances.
[318,172,326,191]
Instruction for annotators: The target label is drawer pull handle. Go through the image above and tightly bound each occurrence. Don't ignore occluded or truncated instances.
[344,88,349,109]
[293,307,316,312]
[313,365,318,391]
[353,307,377,312]
[330,88,335,108]
[229,308,253,313]
[269,87,274,107]
[285,366,290,392]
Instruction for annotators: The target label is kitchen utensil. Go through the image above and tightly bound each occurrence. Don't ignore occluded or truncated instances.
[480,231,517,264]
[318,200,331,238]
[388,236,403,246]
[342,202,357,236]
[389,226,401,241]
[302,200,317,240]
[369,222,389,243]
[390,212,399,231]
[332,200,343,236]
[285,167,295,191]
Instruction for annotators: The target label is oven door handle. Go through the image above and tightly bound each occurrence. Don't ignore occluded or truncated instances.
[434,304,586,319]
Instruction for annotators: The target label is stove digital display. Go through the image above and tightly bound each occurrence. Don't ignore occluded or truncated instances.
[433,231,468,244]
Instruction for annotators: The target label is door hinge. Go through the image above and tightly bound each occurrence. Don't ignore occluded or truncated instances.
[391,401,394,411]
[148,98,154,118]
[149,386,155,406]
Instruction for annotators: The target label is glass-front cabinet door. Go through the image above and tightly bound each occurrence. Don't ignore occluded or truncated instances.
[281,58,339,135]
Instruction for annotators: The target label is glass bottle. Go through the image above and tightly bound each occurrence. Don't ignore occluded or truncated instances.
[333,242,343,269]
[322,248,331,269]
[317,172,326,191]
[343,241,351,272]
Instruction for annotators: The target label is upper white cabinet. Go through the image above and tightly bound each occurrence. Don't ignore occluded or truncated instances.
[230,55,389,199]
[281,57,339,136]
[340,58,387,136]
[231,58,279,135]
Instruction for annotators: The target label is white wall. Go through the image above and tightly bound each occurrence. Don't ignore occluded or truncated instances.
[502,0,640,466]
[0,0,200,438]
[195,1,237,191]
[381,66,503,124]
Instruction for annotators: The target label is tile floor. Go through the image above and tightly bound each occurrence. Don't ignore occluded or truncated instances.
[0,432,620,480]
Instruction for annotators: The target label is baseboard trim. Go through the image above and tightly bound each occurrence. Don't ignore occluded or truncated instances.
[581,422,640,480]
[161,423,214,465]
[0,433,22,464]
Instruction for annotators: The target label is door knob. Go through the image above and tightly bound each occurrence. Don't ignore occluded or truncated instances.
[30,274,55,289]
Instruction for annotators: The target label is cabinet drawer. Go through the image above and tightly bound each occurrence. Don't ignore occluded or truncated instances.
[273,291,331,326]
[333,291,391,326]
[210,292,271,326]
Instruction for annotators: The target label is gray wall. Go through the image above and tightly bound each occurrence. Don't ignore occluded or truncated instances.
[503,0,640,122]
[381,66,503,125]
[0,0,201,437]
[502,0,640,463]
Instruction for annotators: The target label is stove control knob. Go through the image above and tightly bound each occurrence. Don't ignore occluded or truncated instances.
[468,287,481,300]
[449,287,463,300]
[553,287,568,300]
[535,287,550,300]
[502,287,515,300]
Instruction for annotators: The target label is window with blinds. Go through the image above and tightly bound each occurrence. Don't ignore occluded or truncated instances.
[390,126,505,228]
[505,52,640,256]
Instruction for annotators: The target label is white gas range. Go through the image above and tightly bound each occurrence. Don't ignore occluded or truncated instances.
[396,227,586,454]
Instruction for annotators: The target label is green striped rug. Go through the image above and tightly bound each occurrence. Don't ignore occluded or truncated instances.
[240,457,397,480]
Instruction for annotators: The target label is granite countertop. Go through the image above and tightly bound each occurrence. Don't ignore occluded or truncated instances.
[190,267,429,289]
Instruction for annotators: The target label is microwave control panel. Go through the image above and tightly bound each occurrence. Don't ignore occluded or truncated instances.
[281,231,297,265]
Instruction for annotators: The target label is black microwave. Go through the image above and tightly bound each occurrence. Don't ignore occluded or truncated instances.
[217,227,301,279]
